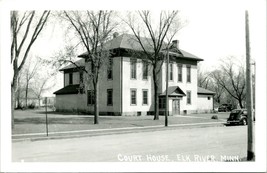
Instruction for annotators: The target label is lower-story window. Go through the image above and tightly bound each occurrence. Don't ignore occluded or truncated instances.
[142,90,148,105]
[187,91,191,104]
[130,89,137,105]
[107,89,113,106]
[159,97,166,109]
[87,90,95,105]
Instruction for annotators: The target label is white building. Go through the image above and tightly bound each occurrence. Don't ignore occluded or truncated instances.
[54,34,215,115]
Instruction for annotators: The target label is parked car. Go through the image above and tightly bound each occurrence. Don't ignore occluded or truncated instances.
[227,109,248,125]
[218,104,233,112]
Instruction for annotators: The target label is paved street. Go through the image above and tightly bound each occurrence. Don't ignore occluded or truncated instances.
[12,125,247,162]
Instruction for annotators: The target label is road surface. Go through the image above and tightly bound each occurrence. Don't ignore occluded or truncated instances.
[12,125,247,162]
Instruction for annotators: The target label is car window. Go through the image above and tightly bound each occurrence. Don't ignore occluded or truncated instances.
[231,110,241,113]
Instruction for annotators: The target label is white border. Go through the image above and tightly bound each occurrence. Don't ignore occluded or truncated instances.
[1,0,266,172]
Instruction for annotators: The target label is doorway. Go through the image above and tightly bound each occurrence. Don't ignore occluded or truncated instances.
[172,99,180,115]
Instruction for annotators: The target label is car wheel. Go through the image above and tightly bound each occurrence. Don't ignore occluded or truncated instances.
[242,119,247,125]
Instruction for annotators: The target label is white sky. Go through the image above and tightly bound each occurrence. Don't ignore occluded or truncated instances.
[26,0,266,70]
[1,0,266,95]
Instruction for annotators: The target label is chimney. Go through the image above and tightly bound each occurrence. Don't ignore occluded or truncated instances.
[113,32,119,38]
[172,40,179,49]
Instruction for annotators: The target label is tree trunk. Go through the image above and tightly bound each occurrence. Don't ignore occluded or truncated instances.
[153,67,159,120]
[239,99,243,108]
[11,72,19,129]
[25,82,29,107]
[11,86,15,129]
[93,80,99,124]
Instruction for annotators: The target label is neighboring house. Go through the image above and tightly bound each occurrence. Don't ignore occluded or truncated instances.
[54,33,214,115]
[16,88,55,108]
[197,87,215,113]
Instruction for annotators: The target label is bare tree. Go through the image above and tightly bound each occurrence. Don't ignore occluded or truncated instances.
[211,57,246,108]
[59,11,117,124]
[11,11,50,128]
[197,64,210,89]
[124,11,184,120]
[22,56,39,107]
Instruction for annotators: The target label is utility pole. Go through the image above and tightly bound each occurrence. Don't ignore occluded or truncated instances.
[165,47,169,127]
[245,10,254,161]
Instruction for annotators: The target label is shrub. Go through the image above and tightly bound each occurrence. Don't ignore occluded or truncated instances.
[28,103,35,109]
[211,115,218,119]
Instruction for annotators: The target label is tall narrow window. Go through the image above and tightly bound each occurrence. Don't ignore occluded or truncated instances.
[69,73,73,85]
[159,97,166,109]
[187,91,191,104]
[142,60,148,80]
[130,58,137,79]
[80,71,83,84]
[187,65,191,82]
[130,89,137,105]
[142,90,148,105]
[107,58,113,80]
[87,90,95,105]
[169,63,173,80]
[79,71,85,94]
[178,64,182,82]
[107,89,113,105]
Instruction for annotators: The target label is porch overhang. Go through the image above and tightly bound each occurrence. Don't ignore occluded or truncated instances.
[159,86,186,97]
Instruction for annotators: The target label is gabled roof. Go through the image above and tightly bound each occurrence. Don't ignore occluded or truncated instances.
[160,86,186,97]
[78,34,203,61]
[197,87,215,95]
[59,59,85,71]
[53,84,80,95]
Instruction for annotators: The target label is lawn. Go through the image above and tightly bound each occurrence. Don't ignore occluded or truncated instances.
[12,109,226,135]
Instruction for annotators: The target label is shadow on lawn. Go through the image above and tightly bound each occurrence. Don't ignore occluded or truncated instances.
[35,110,90,115]
[14,117,94,124]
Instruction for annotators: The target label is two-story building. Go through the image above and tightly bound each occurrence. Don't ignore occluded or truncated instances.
[54,33,215,115]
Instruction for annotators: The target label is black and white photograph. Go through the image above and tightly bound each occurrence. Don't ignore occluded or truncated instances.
[0,0,266,172]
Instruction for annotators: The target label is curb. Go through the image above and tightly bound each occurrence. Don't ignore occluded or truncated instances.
[12,122,225,142]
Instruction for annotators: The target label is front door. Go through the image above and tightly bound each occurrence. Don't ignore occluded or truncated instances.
[172,99,180,115]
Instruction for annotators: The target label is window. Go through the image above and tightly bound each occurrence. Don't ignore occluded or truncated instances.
[87,90,95,105]
[142,90,148,105]
[107,58,113,80]
[208,97,210,100]
[130,89,137,105]
[187,91,191,104]
[169,63,173,80]
[142,60,148,80]
[107,89,113,105]
[178,64,182,82]
[79,71,83,84]
[186,65,191,82]
[130,58,137,79]
[159,97,166,109]
[69,73,73,85]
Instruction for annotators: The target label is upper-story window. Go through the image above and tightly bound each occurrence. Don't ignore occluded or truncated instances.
[107,58,113,80]
[130,58,137,79]
[142,60,148,80]
[169,63,173,81]
[69,73,73,85]
[186,65,191,83]
[178,64,182,82]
